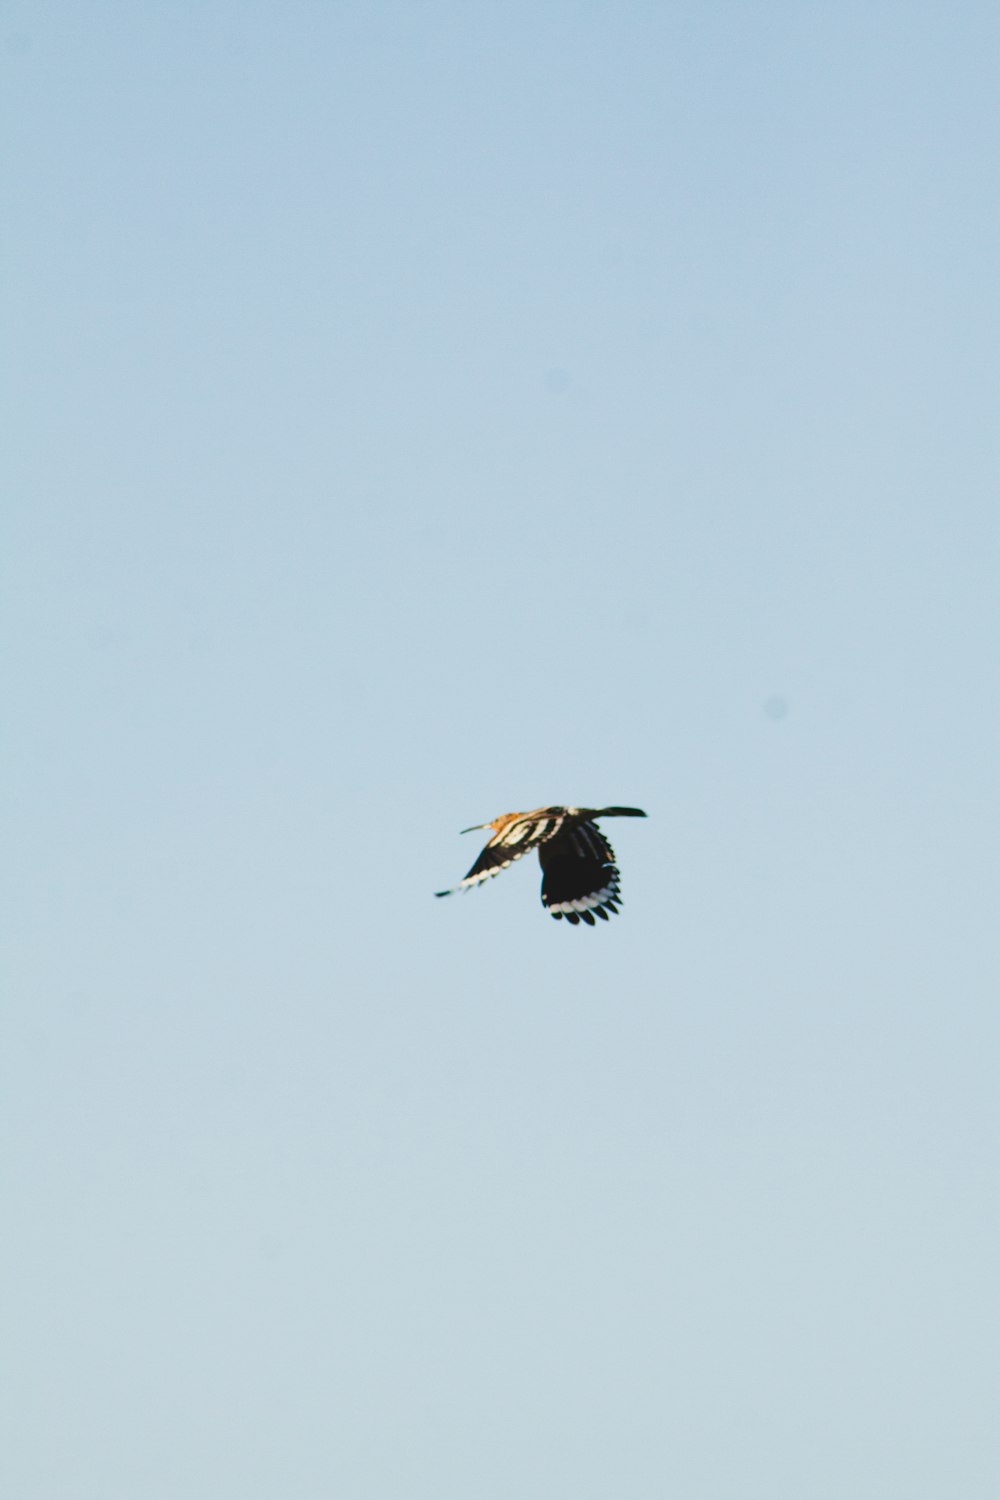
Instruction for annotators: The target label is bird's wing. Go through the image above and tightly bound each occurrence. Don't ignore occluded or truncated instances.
[435,811,567,897]
[538,820,622,925]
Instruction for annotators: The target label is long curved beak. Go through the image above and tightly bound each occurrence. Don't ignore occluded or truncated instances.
[460,822,488,834]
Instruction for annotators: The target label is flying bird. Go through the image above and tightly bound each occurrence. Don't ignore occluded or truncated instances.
[435,805,647,925]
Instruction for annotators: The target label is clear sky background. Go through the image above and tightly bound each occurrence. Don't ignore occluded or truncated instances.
[3,4,998,1496]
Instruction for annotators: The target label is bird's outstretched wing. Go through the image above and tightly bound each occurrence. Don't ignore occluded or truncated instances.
[435,810,568,897]
[538,820,622,925]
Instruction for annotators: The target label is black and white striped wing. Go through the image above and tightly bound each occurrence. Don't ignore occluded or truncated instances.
[538,820,622,925]
[435,811,567,898]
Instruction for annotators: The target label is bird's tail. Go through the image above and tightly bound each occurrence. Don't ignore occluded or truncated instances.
[595,806,647,819]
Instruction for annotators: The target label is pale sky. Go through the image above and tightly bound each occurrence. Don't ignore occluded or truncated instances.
[3,4,998,1496]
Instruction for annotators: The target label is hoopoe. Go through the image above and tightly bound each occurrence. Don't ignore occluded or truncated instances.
[435,806,647,926]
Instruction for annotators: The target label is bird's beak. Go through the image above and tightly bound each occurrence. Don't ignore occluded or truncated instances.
[460,822,488,834]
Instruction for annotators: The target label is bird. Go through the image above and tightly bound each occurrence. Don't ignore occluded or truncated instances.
[435,806,646,926]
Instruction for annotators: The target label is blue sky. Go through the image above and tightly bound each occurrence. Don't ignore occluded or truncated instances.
[3,4,998,1496]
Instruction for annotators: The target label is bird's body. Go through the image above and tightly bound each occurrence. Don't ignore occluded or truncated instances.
[435,805,646,925]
